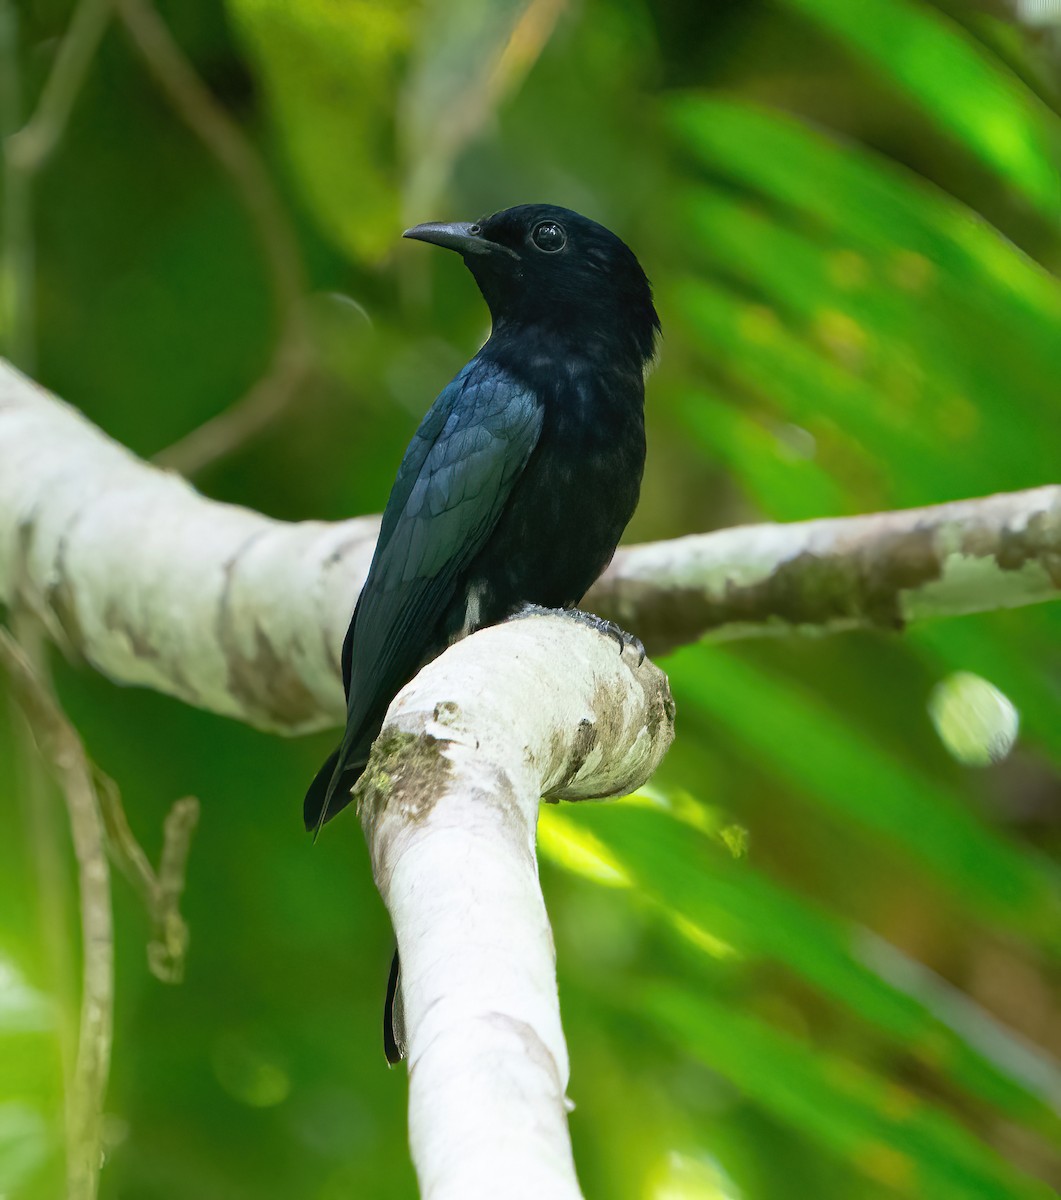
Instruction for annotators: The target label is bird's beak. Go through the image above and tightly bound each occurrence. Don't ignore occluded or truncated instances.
[403,221,517,259]
[402,221,492,256]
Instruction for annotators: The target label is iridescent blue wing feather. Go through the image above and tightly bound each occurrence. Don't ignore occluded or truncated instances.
[306,357,543,831]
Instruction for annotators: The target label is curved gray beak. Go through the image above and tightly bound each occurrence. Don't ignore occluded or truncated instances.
[402,221,493,256]
[403,221,519,259]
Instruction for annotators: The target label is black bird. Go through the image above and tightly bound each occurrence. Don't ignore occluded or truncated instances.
[305,203,659,832]
[303,203,659,1057]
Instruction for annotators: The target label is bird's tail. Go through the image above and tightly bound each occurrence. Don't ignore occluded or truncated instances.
[383,948,406,1064]
[303,747,367,835]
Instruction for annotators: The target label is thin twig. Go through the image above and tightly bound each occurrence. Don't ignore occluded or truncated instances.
[4,0,113,173]
[96,768,199,983]
[0,629,112,1200]
[93,769,155,909]
[2,0,115,370]
[113,0,316,473]
[153,795,199,981]
[6,616,79,1084]
[114,0,304,318]
[0,1,32,369]
[3,0,315,469]
[153,314,312,475]
[1,621,201,1189]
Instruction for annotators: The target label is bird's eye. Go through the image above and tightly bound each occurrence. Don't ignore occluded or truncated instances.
[531,221,567,253]
[469,224,482,235]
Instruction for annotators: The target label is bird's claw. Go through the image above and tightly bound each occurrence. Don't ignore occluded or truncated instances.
[601,619,646,665]
[508,605,645,665]
[572,611,645,665]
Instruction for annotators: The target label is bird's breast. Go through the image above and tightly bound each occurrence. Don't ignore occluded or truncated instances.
[464,371,646,617]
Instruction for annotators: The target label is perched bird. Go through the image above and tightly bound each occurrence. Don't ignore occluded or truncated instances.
[303,203,659,1059]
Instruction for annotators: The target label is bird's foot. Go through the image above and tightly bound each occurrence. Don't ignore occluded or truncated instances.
[508,604,645,665]
[574,611,646,665]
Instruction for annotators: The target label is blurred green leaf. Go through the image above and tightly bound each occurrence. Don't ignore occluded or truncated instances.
[671,274,1032,506]
[669,97,1061,328]
[0,1104,50,1195]
[674,389,853,521]
[543,802,1061,1140]
[400,0,565,218]
[668,99,1061,508]
[644,982,1055,1200]
[226,0,413,261]
[644,1150,742,1200]
[779,0,1061,220]
[673,183,1061,497]
[0,958,53,1035]
[664,646,1061,944]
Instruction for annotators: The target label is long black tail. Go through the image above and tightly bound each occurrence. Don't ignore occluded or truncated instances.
[303,747,367,833]
[383,949,405,1063]
[306,742,403,1063]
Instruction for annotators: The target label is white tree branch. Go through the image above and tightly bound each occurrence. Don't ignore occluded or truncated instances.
[0,359,369,732]
[593,487,1061,654]
[358,613,673,1200]
[2,357,1060,736]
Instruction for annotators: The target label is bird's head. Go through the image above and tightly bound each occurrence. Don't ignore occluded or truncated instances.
[403,203,660,369]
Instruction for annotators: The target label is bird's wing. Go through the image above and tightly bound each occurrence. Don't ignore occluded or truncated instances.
[338,382,459,699]
[344,357,543,751]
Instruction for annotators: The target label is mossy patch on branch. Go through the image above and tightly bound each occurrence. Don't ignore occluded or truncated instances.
[355,728,451,839]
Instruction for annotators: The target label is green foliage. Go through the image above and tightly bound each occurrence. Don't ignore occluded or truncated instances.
[645,981,1054,1200]
[780,0,1061,218]
[667,648,1061,942]
[2,0,1060,1198]
[0,957,57,1193]
[227,0,413,261]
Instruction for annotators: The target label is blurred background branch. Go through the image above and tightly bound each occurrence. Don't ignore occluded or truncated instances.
[1,0,317,469]
[1,624,199,1196]
[113,0,315,474]
[95,778,199,985]
[151,316,312,475]
[4,0,111,176]
[1,629,113,1200]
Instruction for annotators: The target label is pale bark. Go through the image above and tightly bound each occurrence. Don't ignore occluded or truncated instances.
[0,359,368,732]
[357,613,674,1200]
[2,360,1060,735]
[592,487,1061,654]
